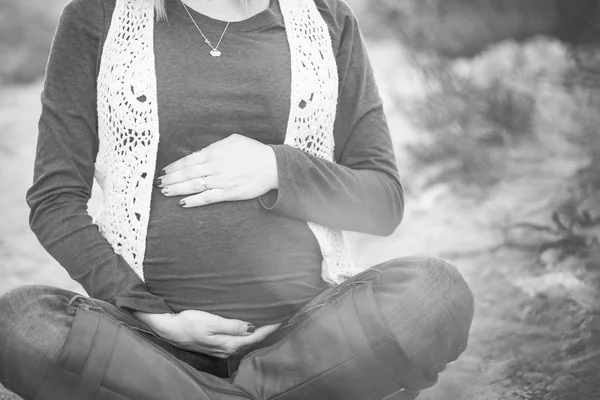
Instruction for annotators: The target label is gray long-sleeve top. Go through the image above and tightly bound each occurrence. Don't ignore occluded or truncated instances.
[26,0,404,325]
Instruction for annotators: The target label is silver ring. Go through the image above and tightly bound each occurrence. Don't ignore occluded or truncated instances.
[200,176,210,192]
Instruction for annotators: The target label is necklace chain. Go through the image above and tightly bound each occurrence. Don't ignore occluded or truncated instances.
[181,1,230,57]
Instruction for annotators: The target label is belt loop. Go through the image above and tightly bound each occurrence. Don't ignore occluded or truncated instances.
[67,294,103,311]
[67,294,85,306]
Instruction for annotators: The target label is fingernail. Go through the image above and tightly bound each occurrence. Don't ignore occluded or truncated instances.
[161,187,169,195]
[154,178,162,187]
[180,199,186,207]
[160,168,167,176]
[247,324,256,333]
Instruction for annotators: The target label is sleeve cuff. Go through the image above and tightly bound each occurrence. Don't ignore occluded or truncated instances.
[114,295,173,315]
[259,144,291,211]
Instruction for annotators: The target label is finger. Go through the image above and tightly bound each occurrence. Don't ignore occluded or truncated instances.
[163,150,209,174]
[180,189,232,208]
[207,316,255,337]
[230,323,282,349]
[162,176,219,197]
[158,164,212,187]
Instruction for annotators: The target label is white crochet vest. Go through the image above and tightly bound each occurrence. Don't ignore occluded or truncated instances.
[94,0,359,285]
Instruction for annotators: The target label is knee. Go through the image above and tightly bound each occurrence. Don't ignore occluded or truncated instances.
[1,286,46,331]
[0,285,72,322]
[0,286,74,396]
[0,284,75,347]
[0,285,69,356]
[371,257,474,370]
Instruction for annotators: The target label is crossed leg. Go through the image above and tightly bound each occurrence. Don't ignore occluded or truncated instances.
[0,256,474,400]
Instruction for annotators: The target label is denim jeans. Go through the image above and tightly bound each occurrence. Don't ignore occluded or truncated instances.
[0,256,474,399]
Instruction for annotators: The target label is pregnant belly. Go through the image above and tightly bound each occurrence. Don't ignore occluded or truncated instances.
[142,190,327,326]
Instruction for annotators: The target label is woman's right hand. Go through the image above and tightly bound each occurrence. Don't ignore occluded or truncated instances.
[134,310,281,359]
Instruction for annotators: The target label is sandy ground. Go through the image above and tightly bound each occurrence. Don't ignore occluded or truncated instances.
[1,50,599,399]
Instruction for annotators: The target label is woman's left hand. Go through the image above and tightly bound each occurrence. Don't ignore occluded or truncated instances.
[157,134,278,207]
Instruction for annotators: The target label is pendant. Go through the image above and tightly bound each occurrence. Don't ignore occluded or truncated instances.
[210,49,222,57]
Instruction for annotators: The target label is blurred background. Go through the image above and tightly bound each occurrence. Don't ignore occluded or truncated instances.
[1,0,600,399]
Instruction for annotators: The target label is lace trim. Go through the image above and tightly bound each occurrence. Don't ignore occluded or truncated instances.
[95,0,160,280]
[279,0,358,283]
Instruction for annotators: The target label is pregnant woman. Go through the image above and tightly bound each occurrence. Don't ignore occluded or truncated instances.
[0,0,474,398]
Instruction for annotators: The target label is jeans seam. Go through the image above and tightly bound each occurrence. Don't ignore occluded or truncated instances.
[270,356,356,399]
[240,283,365,367]
[240,269,384,365]
[239,304,324,367]
[279,267,382,330]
